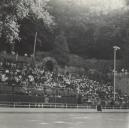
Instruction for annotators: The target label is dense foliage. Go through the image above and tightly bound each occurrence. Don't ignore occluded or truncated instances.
[50,0,129,59]
[0,0,129,68]
[0,0,54,50]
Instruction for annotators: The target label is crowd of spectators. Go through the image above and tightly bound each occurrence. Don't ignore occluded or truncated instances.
[0,60,129,107]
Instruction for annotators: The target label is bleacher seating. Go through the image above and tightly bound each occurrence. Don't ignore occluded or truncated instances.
[0,61,128,107]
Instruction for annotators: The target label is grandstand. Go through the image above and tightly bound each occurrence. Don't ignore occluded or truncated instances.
[0,56,129,108]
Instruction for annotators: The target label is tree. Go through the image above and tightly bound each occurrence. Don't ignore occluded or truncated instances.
[49,0,129,60]
[125,0,129,5]
[0,0,55,50]
[52,31,70,66]
[16,17,55,55]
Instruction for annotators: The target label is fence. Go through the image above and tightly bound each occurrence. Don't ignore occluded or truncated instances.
[0,94,77,104]
[0,102,129,109]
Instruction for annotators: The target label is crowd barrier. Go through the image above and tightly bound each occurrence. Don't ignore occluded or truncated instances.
[0,102,129,110]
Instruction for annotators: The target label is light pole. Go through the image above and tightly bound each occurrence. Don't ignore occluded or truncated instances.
[33,32,37,62]
[113,46,120,101]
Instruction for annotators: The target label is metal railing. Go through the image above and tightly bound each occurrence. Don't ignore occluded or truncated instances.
[0,102,129,109]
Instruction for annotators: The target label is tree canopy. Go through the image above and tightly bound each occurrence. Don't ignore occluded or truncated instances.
[49,0,129,60]
[0,0,129,68]
[0,0,55,49]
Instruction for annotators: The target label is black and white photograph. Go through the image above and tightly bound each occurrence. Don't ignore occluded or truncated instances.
[0,0,129,128]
